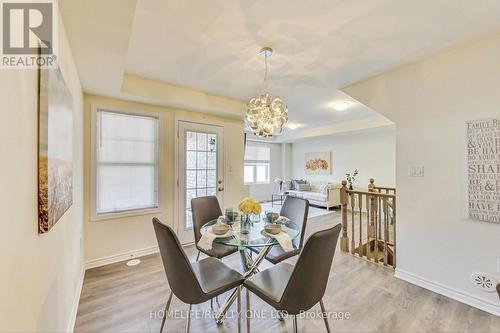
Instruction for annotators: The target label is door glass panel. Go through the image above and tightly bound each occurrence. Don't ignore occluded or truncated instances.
[186,170,196,189]
[186,132,196,150]
[197,170,207,188]
[207,170,216,187]
[196,151,207,169]
[185,131,217,229]
[196,133,207,150]
[207,152,216,169]
[186,151,196,169]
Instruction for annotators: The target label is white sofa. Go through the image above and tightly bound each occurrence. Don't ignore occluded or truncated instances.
[286,181,341,210]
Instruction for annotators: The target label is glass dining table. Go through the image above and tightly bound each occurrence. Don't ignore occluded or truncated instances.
[200,217,301,324]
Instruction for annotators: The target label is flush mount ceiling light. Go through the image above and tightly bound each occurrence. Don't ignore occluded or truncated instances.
[287,122,300,130]
[333,102,350,111]
[246,47,288,137]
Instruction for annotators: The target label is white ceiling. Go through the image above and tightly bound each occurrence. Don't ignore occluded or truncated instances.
[61,0,500,133]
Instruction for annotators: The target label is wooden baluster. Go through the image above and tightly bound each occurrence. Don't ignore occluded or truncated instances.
[369,195,376,239]
[350,192,355,255]
[358,193,363,257]
[340,181,349,252]
[368,178,377,240]
[383,197,388,266]
[365,194,370,261]
[392,197,397,268]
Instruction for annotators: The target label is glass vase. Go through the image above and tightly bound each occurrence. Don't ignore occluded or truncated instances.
[240,214,251,234]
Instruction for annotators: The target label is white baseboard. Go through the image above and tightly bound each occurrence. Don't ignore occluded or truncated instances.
[85,245,159,270]
[395,268,500,317]
[67,266,85,333]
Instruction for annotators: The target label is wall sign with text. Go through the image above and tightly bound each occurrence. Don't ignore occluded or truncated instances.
[467,117,500,224]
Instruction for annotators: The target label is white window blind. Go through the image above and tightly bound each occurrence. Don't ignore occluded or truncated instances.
[244,145,271,161]
[244,144,270,184]
[95,110,159,215]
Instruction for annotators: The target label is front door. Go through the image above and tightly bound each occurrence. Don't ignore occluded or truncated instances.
[177,121,224,244]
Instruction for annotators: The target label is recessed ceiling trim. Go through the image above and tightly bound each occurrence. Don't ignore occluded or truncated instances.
[121,73,246,118]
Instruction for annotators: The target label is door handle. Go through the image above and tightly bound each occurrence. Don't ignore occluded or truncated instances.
[218,187,224,192]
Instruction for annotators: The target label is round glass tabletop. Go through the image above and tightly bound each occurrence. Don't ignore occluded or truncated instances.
[200,217,300,248]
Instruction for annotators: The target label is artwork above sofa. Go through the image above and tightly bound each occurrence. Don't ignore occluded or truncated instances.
[305,151,331,175]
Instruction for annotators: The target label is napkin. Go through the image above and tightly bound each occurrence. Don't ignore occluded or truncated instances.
[197,230,218,251]
[197,223,231,251]
[266,231,294,252]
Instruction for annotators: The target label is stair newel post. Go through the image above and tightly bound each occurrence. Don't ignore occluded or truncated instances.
[365,194,371,261]
[358,193,363,257]
[368,178,376,191]
[392,197,396,268]
[340,180,349,252]
[350,192,356,255]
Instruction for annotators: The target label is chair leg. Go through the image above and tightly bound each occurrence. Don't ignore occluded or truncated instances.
[196,251,201,262]
[277,310,284,321]
[246,288,250,333]
[237,287,241,333]
[160,291,173,333]
[292,315,298,333]
[319,299,331,333]
[185,304,192,333]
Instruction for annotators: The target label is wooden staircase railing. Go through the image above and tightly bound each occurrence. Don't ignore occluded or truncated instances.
[340,179,397,268]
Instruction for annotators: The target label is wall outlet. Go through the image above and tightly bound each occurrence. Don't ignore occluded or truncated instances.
[408,165,424,177]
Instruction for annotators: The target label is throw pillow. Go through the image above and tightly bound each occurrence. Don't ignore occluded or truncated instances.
[293,179,307,190]
[297,183,311,191]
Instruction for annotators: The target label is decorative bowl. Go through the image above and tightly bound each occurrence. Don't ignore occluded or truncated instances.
[212,224,230,235]
[264,224,281,235]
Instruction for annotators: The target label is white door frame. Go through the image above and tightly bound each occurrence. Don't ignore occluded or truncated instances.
[174,117,225,244]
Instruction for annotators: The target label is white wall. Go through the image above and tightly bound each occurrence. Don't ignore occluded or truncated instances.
[345,33,500,315]
[0,11,84,332]
[291,127,396,188]
[248,141,283,202]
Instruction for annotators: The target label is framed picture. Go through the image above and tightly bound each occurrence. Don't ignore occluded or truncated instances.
[38,65,74,233]
[466,117,499,224]
[305,152,331,175]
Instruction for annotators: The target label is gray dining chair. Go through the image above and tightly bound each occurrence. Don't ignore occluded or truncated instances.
[152,218,244,333]
[191,196,238,261]
[244,224,342,333]
[251,196,309,264]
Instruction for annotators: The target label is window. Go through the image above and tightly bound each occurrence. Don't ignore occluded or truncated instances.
[244,144,270,184]
[92,108,159,219]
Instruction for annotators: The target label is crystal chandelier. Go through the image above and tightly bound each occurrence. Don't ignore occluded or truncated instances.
[246,47,288,137]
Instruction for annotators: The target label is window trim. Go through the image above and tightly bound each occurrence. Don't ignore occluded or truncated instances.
[90,104,161,222]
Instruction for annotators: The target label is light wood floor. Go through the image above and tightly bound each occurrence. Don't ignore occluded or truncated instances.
[75,212,500,333]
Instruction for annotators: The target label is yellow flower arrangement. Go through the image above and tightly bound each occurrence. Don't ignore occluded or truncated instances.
[238,197,262,215]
